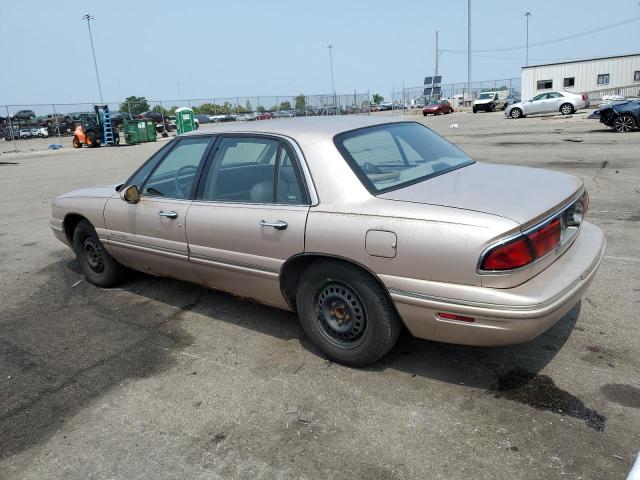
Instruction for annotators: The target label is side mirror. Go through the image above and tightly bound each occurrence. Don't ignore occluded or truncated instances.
[121,185,140,204]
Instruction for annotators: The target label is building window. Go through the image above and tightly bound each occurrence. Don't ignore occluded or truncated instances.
[536,79,553,90]
[563,77,575,88]
[634,71,640,82]
[597,74,609,85]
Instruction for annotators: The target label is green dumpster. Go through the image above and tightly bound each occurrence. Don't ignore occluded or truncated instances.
[175,107,195,134]
[144,120,157,142]
[124,120,144,144]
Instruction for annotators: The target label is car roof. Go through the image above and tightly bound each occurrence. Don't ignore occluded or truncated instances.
[180,115,408,141]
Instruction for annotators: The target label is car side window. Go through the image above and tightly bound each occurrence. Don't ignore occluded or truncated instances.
[201,137,307,204]
[141,137,211,199]
[548,92,563,98]
[532,93,547,101]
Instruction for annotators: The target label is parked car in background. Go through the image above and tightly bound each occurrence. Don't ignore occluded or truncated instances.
[378,102,393,111]
[138,111,164,123]
[588,98,640,132]
[473,91,508,113]
[422,100,454,116]
[50,116,603,367]
[506,94,521,106]
[12,110,36,121]
[18,128,33,139]
[505,91,588,119]
[256,112,273,120]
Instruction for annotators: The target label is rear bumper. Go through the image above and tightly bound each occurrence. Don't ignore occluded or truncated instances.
[386,222,605,346]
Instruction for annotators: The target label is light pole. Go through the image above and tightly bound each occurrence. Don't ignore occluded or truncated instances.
[82,14,104,104]
[467,0,472,107]
[327,45,336,113]
[525,12,532,66]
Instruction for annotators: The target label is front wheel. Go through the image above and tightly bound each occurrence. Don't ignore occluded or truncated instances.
[560,103,574,115]
[510,107,523,119]
[73,220,127,287]
[296,261,401,367]
[613,114,636,132]
[72,136,82,148]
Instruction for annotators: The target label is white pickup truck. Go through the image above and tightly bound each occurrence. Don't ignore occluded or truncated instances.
[473,91,508,113]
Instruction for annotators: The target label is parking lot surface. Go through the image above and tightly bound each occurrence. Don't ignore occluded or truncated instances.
[1,111,639,479]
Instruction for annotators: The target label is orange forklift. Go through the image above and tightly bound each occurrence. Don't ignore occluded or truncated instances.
[72,105,119,148]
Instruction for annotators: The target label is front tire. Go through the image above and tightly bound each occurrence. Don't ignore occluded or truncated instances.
[510,107,523,119]
[296,261,401,367]
[613,114,636,132]
[73,220,127,287]
[560,103,574,115]
[72,136,82,148]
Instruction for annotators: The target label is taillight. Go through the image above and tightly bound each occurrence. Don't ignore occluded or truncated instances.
[437,313,475,323]
[481,236,534,270]
[582,94,588,101]
[527,218,561,258]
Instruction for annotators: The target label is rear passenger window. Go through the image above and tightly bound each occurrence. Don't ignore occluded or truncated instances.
[201,137,307,204]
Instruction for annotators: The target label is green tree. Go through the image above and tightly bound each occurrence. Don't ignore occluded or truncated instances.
[279,100,292,111]
[256,105,266,113]
[245,100,252,112]
[295,94,306,111]
[120,96,149,115]
[372,93,384,104]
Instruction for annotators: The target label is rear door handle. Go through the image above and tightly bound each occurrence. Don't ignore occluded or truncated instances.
[259,220,288,230]
[159,210,178,219]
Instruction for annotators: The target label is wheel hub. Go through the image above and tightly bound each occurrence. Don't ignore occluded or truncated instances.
[316,282,366,344]
[83,237,104,273]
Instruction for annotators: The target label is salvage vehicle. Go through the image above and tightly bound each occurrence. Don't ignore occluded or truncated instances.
[472,91,507,113]
[588,98,640,132]
[505,91,587,118]
[50,116,604,366]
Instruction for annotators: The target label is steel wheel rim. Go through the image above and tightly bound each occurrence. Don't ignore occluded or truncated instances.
[314,281,368,348]
[83,237,105,273]
[614,116,633,132]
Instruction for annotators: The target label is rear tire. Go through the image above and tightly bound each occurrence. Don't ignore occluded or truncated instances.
[613,114,636,132]
[86,133,96,148]
[296,260,401,367]
[73,220,127,287]
[560,103,574,115]
[510,107,523,119]
[72,136,82,148]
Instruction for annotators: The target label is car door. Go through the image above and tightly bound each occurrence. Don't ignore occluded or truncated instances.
[526,93,549,114]
[104,136,213,282]
[186,135,310,309]
[546,92,565,112]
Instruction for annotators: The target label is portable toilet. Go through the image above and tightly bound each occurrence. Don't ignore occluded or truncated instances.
[175,107,196,134]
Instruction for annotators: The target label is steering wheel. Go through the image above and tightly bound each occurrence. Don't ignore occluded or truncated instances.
[174,165,198,197]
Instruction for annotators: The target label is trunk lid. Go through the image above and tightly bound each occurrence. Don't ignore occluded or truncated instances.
[379,163,583,226]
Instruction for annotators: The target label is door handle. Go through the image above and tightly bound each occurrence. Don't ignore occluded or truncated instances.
[159,210,178,219]
[259,220,288,230]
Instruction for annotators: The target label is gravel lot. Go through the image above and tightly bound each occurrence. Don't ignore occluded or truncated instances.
[0,111,639,479]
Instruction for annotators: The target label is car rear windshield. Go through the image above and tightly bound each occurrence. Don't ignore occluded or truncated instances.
[334,122,474,194]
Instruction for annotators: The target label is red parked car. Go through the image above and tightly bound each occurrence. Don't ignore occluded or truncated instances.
[255,112,273,120]
[423,100,454,116]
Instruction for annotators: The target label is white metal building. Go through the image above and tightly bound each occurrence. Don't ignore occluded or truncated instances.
[521,53,640,100]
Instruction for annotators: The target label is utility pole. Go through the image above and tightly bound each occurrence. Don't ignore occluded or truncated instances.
[328,45,336,113]
[434,31,439,77]
[467,0,472,107]
[82,14,103,104]
[524,12,532,66]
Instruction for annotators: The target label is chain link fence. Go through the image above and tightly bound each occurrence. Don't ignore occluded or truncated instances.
[388,78,521,109]
[0,92,372,153]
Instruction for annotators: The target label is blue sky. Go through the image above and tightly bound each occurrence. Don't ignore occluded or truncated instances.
[1,0,639,105]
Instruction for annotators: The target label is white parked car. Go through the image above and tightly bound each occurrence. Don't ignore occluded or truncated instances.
[31,127,49,138]
[473,91,508,113]
[505,91,588,118]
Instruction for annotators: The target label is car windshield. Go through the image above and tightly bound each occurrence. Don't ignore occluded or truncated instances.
[427,102,438,106]
[478,93,494,99]
[335,122,474,193]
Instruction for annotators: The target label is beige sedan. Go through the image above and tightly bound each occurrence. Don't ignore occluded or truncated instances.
[50,116,605,366]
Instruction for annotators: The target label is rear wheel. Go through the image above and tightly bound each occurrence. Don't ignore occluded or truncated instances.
[86,133,96,147]
[560,103,574,115]
[613,114,636,132]
[510,107,523,119]
[72,136,82,148]
[296,260,401,367]
[73,220,127,287]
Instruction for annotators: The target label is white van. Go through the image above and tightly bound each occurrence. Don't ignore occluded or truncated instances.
[473,91,508,113]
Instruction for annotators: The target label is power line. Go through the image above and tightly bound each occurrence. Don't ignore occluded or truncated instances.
[441,15,640,53]
[444,50,589,62]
